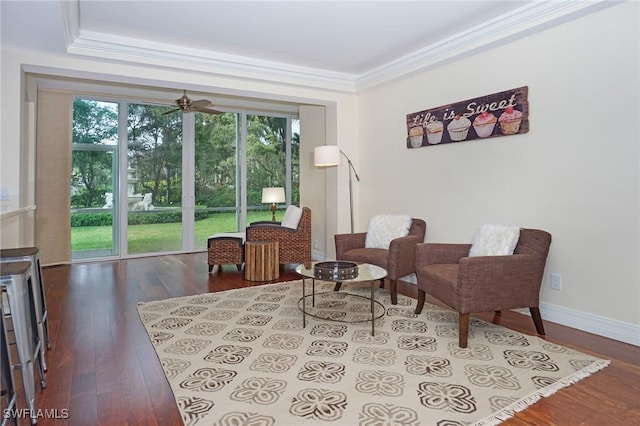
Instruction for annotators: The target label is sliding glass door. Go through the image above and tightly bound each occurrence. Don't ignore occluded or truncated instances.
[193,111,239,250]
[246,114,290,223]
[126,104,183,255]
[71,96,299,260]
[71,99,119,259]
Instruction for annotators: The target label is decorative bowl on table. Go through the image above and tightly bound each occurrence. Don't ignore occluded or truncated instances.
[313,261,359,281]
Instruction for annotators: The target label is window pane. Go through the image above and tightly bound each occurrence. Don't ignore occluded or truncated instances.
[127,104,183,254]
[71,99,118,259]
[193,112,239,250]
[291,118,300,206]
[247,115,288,222]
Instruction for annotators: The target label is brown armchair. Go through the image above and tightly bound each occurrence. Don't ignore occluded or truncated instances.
[335,218,427,305]
[414,228,552,348]
[246,206,312,265]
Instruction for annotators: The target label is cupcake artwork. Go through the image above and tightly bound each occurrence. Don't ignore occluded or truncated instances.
[408,126,424,147]
[447,115,471,141]
[425,120,444,144]
[473,111,497,138]
[406,86,528,148]
[498,106,523,135]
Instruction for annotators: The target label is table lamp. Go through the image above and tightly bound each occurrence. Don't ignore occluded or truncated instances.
[262,187,285,221]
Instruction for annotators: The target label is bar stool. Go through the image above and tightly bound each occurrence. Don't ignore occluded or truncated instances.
[0,247,50,371]
[1,261,47,425]
[1,299,18,426]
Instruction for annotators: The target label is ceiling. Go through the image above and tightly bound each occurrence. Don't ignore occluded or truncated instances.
[1,1,613,94]
[74,0,526,75]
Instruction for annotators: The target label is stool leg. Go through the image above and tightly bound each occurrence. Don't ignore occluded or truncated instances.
[34,255,51,350]
[26,276,47,389]
[28,258,49,372]
[4,277,38,424]
[1,302,18,426]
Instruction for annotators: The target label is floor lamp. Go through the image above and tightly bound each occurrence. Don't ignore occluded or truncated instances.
[314,146,360,233]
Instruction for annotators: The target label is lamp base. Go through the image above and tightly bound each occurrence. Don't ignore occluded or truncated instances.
[270,203,277,221]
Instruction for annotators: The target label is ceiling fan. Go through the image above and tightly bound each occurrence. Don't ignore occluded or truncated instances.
[163,90,222,115]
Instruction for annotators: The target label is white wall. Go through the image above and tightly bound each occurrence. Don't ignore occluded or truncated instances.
[356,2,639,344]
[300,105,328,258]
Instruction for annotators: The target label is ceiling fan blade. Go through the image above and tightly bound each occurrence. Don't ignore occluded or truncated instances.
[164,91,219,114]
[191,99,212,108]
[192,106,222,115]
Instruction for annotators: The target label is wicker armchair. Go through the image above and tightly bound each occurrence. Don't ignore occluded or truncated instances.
[246,207,312,265]
[414,228,552,348]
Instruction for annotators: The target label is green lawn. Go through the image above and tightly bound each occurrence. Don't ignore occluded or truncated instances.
[71,211,278,254]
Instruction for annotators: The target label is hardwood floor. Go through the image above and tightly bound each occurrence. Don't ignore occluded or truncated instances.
[8,253,640,425]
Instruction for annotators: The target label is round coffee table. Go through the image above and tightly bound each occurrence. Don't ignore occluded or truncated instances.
[295,261,388,335]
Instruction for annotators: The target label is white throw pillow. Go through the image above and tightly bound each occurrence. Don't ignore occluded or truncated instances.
[281,205,303,229]
[365,214,412,249]
[469,224,520,257]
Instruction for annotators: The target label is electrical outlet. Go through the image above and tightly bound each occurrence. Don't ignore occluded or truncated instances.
[550,273,562,290]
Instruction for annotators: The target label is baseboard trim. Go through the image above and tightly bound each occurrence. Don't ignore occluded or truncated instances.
[398,276,639,347]
[537,302,640,347]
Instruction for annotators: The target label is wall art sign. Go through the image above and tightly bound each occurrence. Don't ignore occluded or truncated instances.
[406,86,529,148]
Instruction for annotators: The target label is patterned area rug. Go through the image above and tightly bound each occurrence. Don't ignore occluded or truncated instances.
[137,280,608,426]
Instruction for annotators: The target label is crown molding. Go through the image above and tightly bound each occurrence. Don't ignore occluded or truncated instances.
[66,29,358,93]
[356,0,621,91]
[60,0,80,49]
[61,0,619,93]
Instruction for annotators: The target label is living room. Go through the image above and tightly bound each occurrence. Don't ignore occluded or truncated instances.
[3,0,637,345]
[1,1,638,424]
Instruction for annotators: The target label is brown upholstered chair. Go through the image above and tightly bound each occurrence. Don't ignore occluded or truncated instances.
[246,206,312,265]
[414,228,552,348]
[334,218,427,305]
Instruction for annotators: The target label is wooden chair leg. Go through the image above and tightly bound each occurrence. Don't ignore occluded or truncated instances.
[379,278,385,288]
[459,313,471,348]
[389,279,398,305]
[208,264,214,273]
[414,289,426,314]
[236,264,243,272]
[334,282,342,291]
[530,307,546,335]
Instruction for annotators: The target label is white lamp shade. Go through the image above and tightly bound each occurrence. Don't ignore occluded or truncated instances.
[314,146,341,167]
[261,187,285,203]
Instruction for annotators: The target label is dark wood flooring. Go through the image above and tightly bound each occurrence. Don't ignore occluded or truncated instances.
[8,253,640,425]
